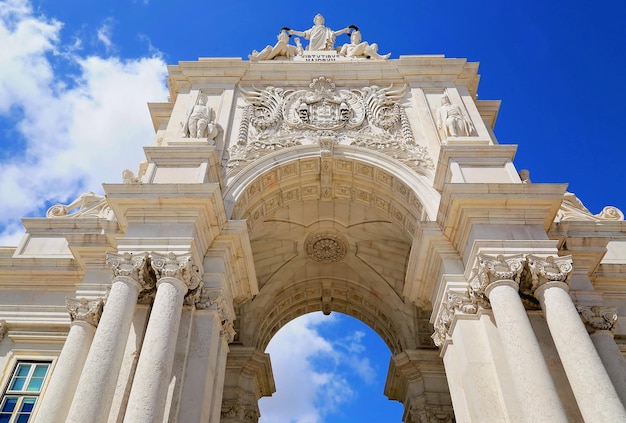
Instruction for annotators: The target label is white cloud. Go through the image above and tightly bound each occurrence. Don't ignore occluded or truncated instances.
[258,313,377,423]
[0,0,169,246]
[96,19,114,50]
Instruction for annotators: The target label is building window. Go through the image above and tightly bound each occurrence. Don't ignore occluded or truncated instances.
[0,362,50,423]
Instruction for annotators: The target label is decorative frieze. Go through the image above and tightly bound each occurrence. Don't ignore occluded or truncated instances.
[66,298,104,327]
[228,77,433,176]
[577,305,618,332]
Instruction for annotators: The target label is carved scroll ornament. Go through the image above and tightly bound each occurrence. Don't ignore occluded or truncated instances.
[47,192,113,219]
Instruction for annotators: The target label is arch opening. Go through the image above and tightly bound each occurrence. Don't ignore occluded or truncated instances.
[258,312,405,423]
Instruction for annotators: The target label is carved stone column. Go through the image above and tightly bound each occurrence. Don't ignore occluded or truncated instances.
[35,298,103,423]
[531,255,626,421]
[220,346,275,423]
[124,252,201,423]
[67,252,150,423]
[384,350,454,423]
[476,254,568,423]
[577,305,626,405]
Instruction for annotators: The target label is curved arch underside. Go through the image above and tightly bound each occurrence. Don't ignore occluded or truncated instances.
[230,149,438,353]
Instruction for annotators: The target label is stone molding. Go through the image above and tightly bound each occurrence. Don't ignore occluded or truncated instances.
[432,254,573,348]
[0,320,6,342]
[577,305,618,332]
[66,298,104,327]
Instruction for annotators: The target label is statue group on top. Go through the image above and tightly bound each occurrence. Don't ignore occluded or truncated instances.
[248,14,390,61]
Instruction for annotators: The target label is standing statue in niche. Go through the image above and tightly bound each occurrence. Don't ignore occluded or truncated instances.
[436,94,474,137]
[339,26,390,60]
[182,93,218,139]
[289,14,350,51]
[249,28,299,61]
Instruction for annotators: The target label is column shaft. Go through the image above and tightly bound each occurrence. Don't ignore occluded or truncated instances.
[486,281,568,423]
[590,331,626,405]
[66,278,142,423]
[35,321,96,423]
[123,277,187,423]
[537,283,626,421]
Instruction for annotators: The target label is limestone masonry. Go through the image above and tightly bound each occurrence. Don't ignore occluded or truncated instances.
[1,14,626,423]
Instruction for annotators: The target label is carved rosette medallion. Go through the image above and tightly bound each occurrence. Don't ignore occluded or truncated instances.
[577,305,618,332]
[228,77,433,176]
[527,255,573,293]
[66,298,104,327]
[305,232,348,263]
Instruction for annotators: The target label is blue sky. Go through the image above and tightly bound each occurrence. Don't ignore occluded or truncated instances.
[1,0,625,421]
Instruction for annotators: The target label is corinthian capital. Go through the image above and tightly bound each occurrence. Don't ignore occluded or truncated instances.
[432,289,478,347]
[106,252,148,281]
[471,254,525,298]
[66,298,104,327]
[150,252,201,291]
[527,255,573,292]
[577,305,618,332]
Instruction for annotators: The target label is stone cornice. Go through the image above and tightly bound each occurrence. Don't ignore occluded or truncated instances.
[437,182,567,259]
[433,144,518,192]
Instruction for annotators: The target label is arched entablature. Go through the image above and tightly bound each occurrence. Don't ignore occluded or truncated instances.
[225,144,442,357]
[224,144,441,230]
[238,276,423,355]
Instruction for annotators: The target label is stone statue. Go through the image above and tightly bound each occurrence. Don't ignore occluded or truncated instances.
[182,93,218,139]
[436,94,474,137]
[249,28,298,61]
[289,14,349,51]
[339,26,390,60]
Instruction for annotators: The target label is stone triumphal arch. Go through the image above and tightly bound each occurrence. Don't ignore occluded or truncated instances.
[2,15,626,423]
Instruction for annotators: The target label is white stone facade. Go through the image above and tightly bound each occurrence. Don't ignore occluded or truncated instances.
[1,21,626,423]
